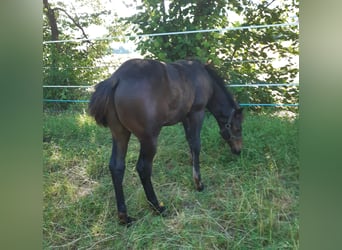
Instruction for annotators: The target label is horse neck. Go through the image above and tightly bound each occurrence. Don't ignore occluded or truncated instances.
[207,81,237,121]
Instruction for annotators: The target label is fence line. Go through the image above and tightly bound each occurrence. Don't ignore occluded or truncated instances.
[230,83,299,87]
[42,58,278,70]
[42,99,298,107]
[42,83,299,88]
[239,103,298,107]
[44,99,89,103]
[43,85,92,88]
[43,83,299,106]
[43,22,298,44]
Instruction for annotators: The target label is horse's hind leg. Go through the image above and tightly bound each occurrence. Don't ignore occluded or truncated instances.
[108,129,132,225]
[136,135,166,215]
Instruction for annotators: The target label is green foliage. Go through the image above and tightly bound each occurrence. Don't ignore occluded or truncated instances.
[43,110,298,249]
[127,0,228,62]
[43,0,120,109]
[43,42,106,109]
[126,0,299,109]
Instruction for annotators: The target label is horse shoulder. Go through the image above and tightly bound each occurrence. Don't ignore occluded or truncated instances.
[165,64,193,101]
[189,69,214,111]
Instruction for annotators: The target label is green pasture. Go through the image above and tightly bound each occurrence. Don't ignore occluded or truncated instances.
[43,108,298,249]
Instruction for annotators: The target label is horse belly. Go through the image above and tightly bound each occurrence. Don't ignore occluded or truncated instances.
[162,85,195,125]
[163,101,192,126]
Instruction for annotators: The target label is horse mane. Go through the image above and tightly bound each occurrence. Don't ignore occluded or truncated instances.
[204,63,239,109]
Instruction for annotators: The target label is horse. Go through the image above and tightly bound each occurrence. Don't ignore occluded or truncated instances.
[89,58,244,225]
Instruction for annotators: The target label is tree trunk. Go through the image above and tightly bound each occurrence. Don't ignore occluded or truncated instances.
[43,0,59,46]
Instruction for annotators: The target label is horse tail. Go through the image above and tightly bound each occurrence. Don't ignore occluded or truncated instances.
[88,77,119,127]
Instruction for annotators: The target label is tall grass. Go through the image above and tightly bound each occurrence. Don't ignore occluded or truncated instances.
[43,109,298,249]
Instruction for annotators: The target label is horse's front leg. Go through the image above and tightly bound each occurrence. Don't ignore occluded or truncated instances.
[182,111,205,191]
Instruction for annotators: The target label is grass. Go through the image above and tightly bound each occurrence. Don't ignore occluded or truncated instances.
[43,108,299,249]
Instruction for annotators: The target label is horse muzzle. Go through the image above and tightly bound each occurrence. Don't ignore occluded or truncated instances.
[229,139,242,155]
[231,147,241,155]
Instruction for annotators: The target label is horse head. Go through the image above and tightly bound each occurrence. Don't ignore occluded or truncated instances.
[219,107,244,155]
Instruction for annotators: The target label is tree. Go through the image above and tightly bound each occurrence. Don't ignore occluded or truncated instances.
[125,0,299,108]
[43,0,121,109]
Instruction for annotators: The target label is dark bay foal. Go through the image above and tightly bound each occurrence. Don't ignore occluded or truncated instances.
[89,58,243,225]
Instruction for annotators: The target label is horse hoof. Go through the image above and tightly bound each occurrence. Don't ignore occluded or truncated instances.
[118,212,136,226]
[196,183,205,192]
[151,202,167,216]
[158,203,167,216]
